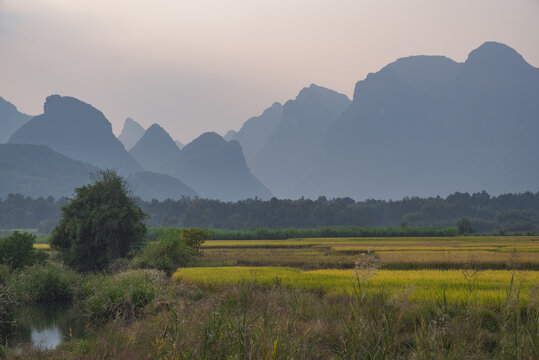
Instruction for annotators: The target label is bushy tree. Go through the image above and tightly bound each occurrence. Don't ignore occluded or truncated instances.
[0,231,46,269]
[50,170,146,272]
[132,228,208,274]
[181,228,211,252]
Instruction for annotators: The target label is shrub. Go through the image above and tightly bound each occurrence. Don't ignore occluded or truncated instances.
[11,262,80,303]
[132,228,197,274]
[0,284,17,338]
[0,231,47,269]
[77,269,165,324]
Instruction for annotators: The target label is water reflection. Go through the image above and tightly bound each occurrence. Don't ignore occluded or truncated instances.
[31,326,63,350]
[8,304,83,350]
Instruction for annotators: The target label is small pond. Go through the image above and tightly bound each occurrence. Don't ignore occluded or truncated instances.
[6,304,84,351]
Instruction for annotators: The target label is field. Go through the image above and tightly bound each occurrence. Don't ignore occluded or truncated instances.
[7,235,539,358]
[173,267,539,304]
[199,236,539,270]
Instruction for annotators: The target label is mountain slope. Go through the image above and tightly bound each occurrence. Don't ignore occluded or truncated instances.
[0,144,97,199]
[229,102,283,162]
[249,84,351,198]
[9,95,143,175]
[0,97,32,143]
[129,123,182,175]
[302,41,539,199]
[128,171,198,201]
[173,132,272,201]
[118,117,145,150]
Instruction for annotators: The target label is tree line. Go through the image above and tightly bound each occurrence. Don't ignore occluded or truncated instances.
[0,191,538,234]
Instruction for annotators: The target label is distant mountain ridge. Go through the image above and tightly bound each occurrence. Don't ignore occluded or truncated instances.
[0,97,32,143]
[228,102,283,162]
[2,41,537,201]
[175,132,272,201]
[118,117,145,150]
[300,41,539,199]
[9,95,143,175]
[129,124,272,201]
[129,123,182,175]
[248,84,351,198]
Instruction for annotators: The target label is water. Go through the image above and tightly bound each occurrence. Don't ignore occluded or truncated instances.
[7,304,83,351]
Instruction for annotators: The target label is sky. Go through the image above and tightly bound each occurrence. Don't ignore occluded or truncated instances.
[1,0,538,143]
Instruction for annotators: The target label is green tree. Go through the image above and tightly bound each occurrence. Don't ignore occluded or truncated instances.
[457,218,474,235]
[50,170,146,272]
[181,228,211,252]
[0,231,46,269]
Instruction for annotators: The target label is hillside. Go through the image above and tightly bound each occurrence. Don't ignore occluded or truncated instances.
[0,97,32,143]
[249,84,351,198]
[127,171,198,201]
[0,144,97,199]
[118,117,145,150]
[129,123,182,175]
[9,95,143,175]
[294,42,539,199]
[174,132,272,201]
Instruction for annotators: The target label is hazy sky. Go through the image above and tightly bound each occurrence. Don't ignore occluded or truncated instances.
[1,0,538,143]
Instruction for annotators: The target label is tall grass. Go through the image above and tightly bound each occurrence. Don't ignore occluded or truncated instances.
[9,262,80,304]
[77,269,166,325]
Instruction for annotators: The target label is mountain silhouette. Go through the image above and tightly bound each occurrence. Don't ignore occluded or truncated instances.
[0,144,97,199]
[229,102,283,162]
[127,171,198,201]
[9,95,143,175]
[174,132,272,201]
[118,117,145,150]
[129,123,182,175]
[128,123,270,200]
[174,140,184,149]
[0,97,32,143]
[249,84,350,198]
[223,130,237,141]
[300,41,539,199]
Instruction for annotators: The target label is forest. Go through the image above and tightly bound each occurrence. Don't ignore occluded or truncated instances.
[1,190,538,234]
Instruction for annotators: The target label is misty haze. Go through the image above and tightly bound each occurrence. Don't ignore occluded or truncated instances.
[1,1,538,359]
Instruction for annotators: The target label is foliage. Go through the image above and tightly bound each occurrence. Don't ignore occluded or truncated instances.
[50,170,147,272]
[77,269,165,324]
[181,228,211,252]
[132,228,199,274]
[4,191,539,234]
[0,283,16,341]
[0,231,46,269]
[458,217,474,234]
[10,262,80,303]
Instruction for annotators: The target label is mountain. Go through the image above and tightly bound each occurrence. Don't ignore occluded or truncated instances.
[0,144,97,199]
[118,117,145,150]
[249,85,351,198]
[174,132,272,201]
[9,95,143,175]
[229,102,283,162]
[174,140,184,149]
[129,123,182,175]
[0,97,32,143]
[223,130,237,141]
[127,171,198,201]
[301,42,539,199]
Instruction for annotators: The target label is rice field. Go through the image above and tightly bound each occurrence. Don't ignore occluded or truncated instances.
[199,236,539,270]
[173,266,539,305]
[176,236,539,306]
